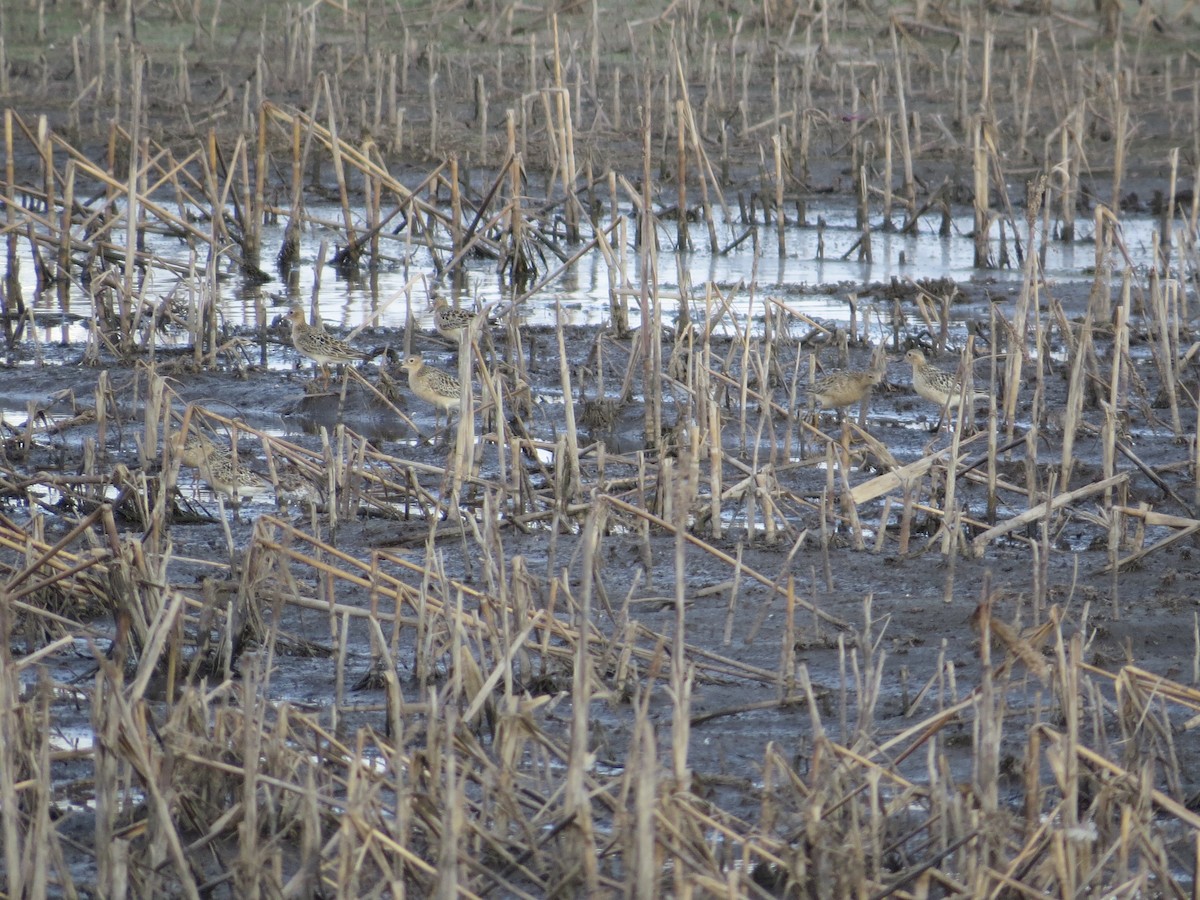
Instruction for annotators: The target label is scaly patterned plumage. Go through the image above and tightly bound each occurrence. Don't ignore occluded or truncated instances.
[375,367,405,406]
[808,346,888,423]
[197,451,267,500]
[287,306,366,377]
[173,432,267,516]
[400,354,463,414]
[273,466,319,511]
[177,432,219,469]
[578,397,623,431]
[905,349,989,410]
[810,368,884,411]
[431,298,481,342]
[806,367,883,410]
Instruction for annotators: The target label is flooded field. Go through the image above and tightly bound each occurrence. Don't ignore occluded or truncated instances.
[3,0,1200,897]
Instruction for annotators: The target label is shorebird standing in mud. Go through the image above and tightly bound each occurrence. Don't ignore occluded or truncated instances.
[905,348,989,429]
[286,306,369,386]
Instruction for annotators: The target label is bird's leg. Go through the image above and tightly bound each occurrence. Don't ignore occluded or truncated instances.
[338,366,351,407]
[932,400,949,433]
[216,493,239,526]
[436,413,454,448]
[839,418,852,448]
[424,408,443,446]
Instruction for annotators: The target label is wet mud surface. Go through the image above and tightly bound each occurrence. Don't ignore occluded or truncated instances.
[4,2,1200,893]
[7,272,1200,819]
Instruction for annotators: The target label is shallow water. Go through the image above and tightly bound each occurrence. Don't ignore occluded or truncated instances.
[6,198,1175,358]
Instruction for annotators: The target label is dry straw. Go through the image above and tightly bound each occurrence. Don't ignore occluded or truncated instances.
[1,0,1199,895]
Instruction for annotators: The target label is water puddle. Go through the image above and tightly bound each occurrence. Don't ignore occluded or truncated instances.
[5,199,1177,353]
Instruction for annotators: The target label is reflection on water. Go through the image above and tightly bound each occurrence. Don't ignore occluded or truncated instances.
[10,198,1170,357]
[281,384,412,444]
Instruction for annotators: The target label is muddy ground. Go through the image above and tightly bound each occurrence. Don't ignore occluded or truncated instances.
[4,0,1200,894]
[6,268,1200,811]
